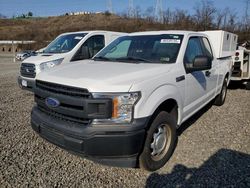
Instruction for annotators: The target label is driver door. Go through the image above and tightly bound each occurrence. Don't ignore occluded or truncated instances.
[183,36,216,118]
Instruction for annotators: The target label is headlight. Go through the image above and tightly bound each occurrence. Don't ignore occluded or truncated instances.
[40,58,64,71]
[92,92,141,124]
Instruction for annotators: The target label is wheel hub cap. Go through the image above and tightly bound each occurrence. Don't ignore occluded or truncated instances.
[151,126,167,156]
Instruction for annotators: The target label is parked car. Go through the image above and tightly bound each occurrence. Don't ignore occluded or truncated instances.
[17,30,127,91]
[30,30,237,171]
[16,50,36,61]
[36,47,46,54]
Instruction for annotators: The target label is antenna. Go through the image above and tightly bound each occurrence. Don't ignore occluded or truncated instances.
[128,0,135,17]
[155,0,164,23]
[107,0,113,13]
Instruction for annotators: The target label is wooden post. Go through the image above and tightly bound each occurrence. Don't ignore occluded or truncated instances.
[12,41,15,62]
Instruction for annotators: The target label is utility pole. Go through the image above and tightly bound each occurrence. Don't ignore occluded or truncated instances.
[107,0,113,14]
[155,0,164,23]
[128,0,135,18]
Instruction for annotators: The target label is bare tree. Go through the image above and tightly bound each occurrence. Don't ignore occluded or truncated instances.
[215,9,226,29]
[173,9,194,30]
[134,6,142,19]
[28,12,33,17]
[227,11,237,31]
[194,0,216,30]
[163,8,173,24]
[144,7,155,22]
[243,0,250,30]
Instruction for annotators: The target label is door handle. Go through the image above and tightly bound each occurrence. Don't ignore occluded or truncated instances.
[176,75,185,82]
[205,71,211,77]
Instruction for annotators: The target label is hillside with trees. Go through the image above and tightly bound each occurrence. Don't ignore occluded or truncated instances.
[0,0,249,50]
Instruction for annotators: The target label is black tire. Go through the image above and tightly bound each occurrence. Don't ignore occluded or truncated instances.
[214,77,228,106]
[139,111,177,171]
[246,81,250,90]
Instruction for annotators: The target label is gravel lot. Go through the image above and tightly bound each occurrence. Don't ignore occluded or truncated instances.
[0,56,250,187]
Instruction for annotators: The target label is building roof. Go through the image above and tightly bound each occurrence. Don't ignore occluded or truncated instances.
[0,41,35,44]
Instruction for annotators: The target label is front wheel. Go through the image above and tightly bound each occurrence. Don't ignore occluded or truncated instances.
[139,111,177,171]
[214,77,228,106]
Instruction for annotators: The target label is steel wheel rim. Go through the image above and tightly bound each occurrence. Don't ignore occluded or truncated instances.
[150,124,172,161]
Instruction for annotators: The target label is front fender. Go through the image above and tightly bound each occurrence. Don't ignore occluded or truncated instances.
[134,84,184,125]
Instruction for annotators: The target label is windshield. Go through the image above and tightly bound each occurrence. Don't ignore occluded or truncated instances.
[44,33,87,53]
[94,34,184,64]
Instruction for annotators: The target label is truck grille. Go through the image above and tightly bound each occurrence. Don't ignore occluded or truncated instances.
[20,63,36,78]
[37,103,91,125]
[36,80,91,98]
[35,81,92,125]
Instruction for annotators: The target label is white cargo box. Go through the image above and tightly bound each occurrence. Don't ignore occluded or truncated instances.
[202,30,238,59]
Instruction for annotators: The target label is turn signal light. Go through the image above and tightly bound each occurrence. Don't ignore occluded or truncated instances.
[112,97,119,118]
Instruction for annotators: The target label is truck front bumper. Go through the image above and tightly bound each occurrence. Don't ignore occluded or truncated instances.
[17,76,35,92]
[31,106,149,168]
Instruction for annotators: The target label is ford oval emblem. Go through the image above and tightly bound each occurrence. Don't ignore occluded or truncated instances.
[45,97,60,108]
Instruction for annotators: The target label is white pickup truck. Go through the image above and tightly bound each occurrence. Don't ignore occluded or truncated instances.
[30,30,237,171]
[18,30,127,91]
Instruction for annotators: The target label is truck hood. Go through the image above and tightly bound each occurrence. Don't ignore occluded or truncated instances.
[23,53,67,64]
[36,60,174,92]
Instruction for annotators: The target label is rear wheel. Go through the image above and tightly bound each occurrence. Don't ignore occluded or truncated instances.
[214,77,228,106]
[139,111,177,171]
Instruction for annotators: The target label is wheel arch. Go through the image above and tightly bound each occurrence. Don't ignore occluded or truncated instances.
[146,98,180,130]
[134,84,184,128]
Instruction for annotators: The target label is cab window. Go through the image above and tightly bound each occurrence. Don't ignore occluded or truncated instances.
[72,35,105,61]
[95,34,184,64]
[184,37,203,68]
[201,37,213,59]
[44,33,87,53]
[105,40,131,58]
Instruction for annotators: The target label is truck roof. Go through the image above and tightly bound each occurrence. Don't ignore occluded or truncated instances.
[60,30,127,36]
[129,30,199,36]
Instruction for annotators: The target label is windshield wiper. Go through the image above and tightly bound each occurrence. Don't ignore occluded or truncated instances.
[116,56,152,63]
[93,56,112,61]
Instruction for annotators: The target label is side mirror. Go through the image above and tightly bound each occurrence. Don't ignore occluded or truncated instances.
[186,55,212,73]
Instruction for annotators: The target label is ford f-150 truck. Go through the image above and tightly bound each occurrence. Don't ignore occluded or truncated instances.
[18,30,127,91]
[30,30,237,171]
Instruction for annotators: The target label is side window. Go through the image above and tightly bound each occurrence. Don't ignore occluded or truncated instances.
[184,37,203,67]
[72,35,105,61]
[201,37,213,59]
[84,35,105,58]
[105,40,131,58]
